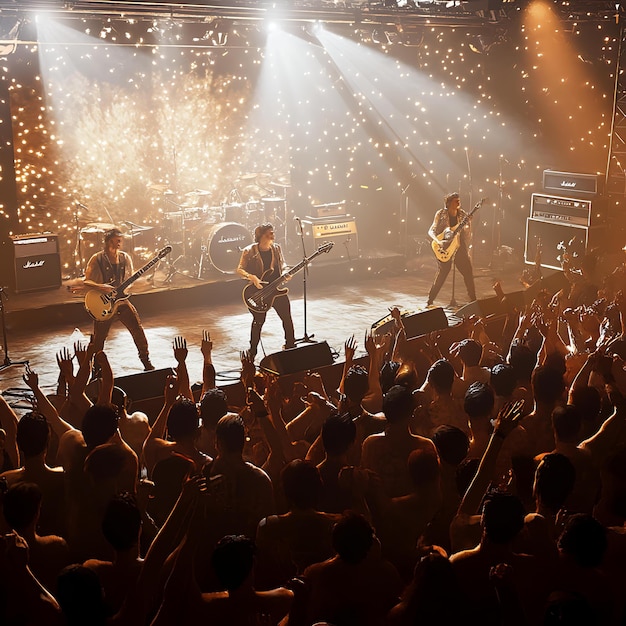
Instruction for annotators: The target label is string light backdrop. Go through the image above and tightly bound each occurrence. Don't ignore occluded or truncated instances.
[0,2,618,274]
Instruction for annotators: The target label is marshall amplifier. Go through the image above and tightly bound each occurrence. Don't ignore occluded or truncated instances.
[530,193,594,226]
[11,233,62,293]
[301,216,359,261]
[543,170,602,197]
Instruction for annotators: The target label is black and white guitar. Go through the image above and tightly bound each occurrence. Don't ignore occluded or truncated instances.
[242,242,333,313]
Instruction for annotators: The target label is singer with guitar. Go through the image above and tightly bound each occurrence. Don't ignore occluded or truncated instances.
[84,227,155,371]
[237,223,296,360]
[427,192,479,307]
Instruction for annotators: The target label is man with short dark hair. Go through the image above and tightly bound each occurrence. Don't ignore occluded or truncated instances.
[299,512,403,626]
[362,385,436,498]
[237,223,295,359]
[0,411,66,537]
[84,227,153,371]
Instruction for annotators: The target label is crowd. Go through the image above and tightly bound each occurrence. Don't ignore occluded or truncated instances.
[0,253,626,626]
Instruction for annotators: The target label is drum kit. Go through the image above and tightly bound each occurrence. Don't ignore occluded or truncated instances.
[149,174,290,279]
[70,174,290,281]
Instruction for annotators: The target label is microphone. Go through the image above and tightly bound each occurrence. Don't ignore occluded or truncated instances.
[75,201,88,210]
[294,215,301,221]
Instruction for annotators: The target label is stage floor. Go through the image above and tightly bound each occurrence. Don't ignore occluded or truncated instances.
[0,251,535,408]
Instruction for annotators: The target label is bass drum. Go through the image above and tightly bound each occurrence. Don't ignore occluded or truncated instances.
[197,222,252,274]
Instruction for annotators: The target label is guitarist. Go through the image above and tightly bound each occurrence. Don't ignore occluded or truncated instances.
[84,228,154,371]
[237,223,296,360]
[427,192,477,307]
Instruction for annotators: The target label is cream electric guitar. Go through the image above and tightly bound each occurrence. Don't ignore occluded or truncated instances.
[84,246,172,321]
[431,198,485,263]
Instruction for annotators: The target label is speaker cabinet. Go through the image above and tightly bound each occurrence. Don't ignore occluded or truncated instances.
[372,306,449,340]
[11,234,62,293]
[456,291,526,318]
[260,341,334,376]
[524,218,601,271]
[85,368,175,423]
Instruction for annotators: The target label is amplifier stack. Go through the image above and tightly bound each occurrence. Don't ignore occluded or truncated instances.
[525,170,605,271]
[10,233,62,293]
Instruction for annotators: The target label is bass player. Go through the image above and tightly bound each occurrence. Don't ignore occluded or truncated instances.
[427,192,477,307]
[237,223,295,360]
[84,227,154,370]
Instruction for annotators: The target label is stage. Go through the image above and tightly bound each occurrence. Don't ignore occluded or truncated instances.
[0,249,552,419]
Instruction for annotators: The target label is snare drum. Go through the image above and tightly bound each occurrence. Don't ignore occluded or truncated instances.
[195,222,252,274]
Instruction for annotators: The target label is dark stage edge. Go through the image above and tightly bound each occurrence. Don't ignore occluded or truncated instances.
[5,249,406,331]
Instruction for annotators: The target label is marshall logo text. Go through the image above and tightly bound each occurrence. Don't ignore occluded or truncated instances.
[23,260,45,269]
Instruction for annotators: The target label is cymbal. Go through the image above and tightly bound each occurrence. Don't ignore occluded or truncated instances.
[269,181,291,188]
[238,172,271,181]
[185,189,211,197]
[81,222,116,234]
[148,183,173,193]
[123,222,154,232]
[261,197,286,203]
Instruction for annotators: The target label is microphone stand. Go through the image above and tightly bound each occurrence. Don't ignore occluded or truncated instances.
[0,287,29,371]
[294,217,315,345]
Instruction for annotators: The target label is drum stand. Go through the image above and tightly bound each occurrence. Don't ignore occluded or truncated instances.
[0,288,29,372]
[294,217,316,345]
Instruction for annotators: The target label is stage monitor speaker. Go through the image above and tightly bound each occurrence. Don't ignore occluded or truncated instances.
[86,368,175,402]
[11,233,62,293]
[456,291,526,318]
[372,306,449,340]
[114,367,175,403]
[524,271,570,302]
[260,341,334,376]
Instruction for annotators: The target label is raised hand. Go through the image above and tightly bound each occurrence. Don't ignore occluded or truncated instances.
[345,335,357,362]
[73,341,88,366]
[492,400,524,439]
[364,329,376,356]
[246,385,267,415]
[303,370,326,397]
[240,350,256,388]
[22,363,39,391]
[201,330,213,360]
[163,373,179,405]
[56,347,74,379]
[173,336,188,364]
[389,305,403,328]
[179,473,209,507]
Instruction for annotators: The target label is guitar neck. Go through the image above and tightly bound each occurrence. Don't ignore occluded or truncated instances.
[280,248,325,280]
[117,253,164,292]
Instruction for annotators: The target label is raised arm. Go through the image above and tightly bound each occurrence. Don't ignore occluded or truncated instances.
[115,475,206,626]
[580,380,626,464]
[22,365,73,441]
[0,394,19,469]
[338,335,357,398]
[200,330,216,394]
[173,336,193,401]
[68,337,96,413]
[457,400,524,516]
[94,351,114,406]
[363,329,384,413]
